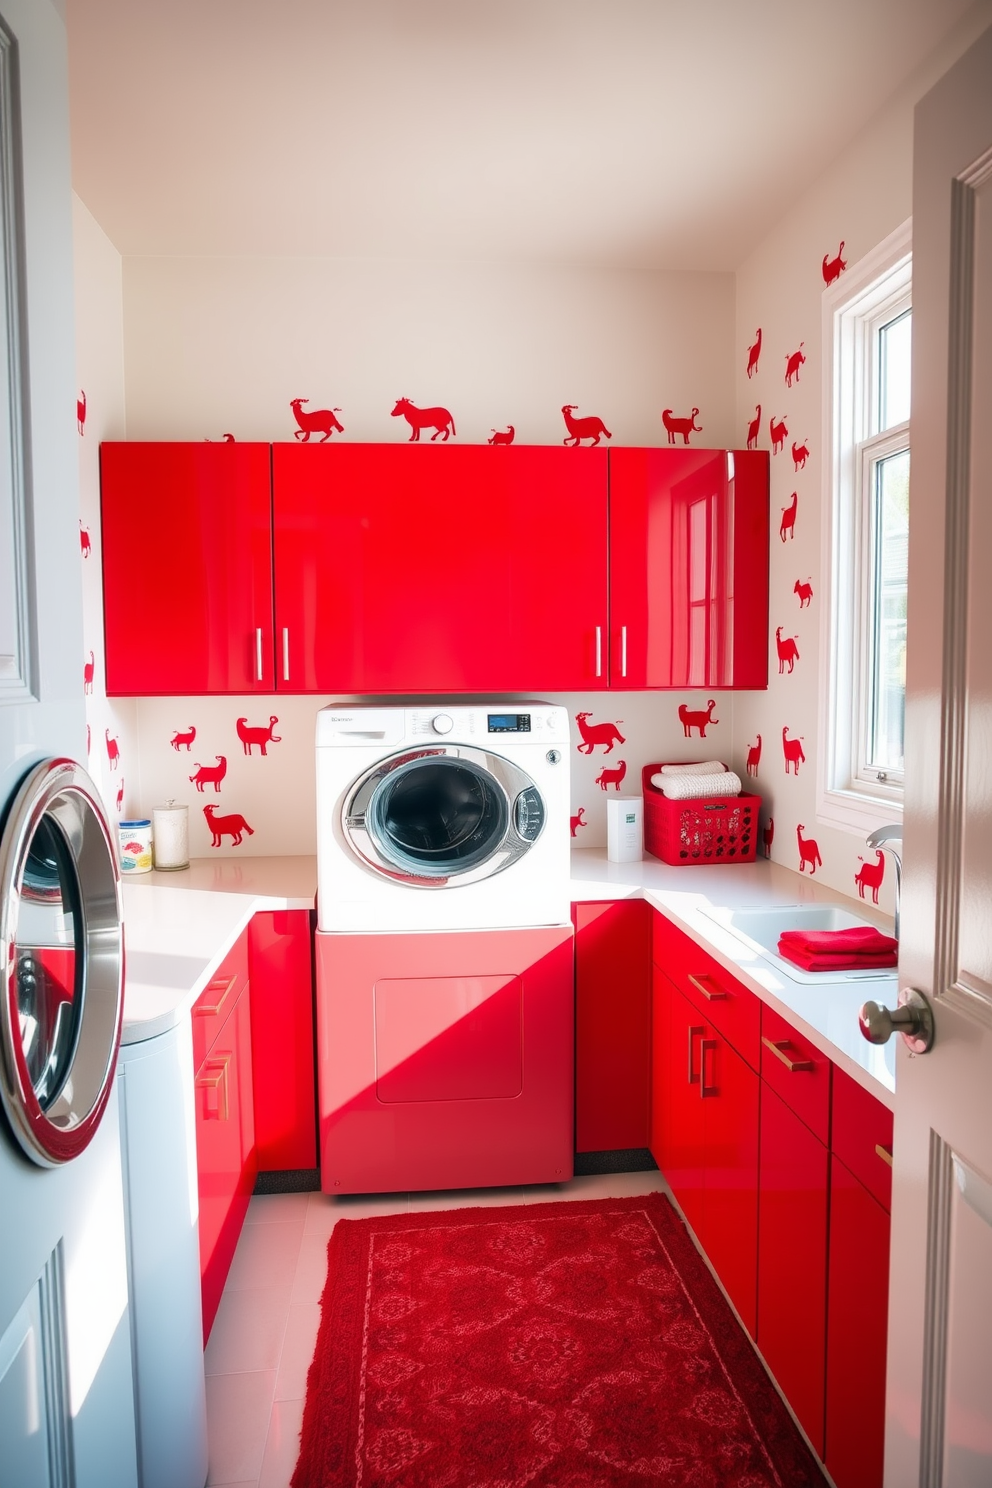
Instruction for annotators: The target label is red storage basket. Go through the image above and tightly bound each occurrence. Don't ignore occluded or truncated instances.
[642,763,760,866]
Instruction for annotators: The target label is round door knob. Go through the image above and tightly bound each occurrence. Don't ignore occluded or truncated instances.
[432,714,454,735]
[859,986,935,1054]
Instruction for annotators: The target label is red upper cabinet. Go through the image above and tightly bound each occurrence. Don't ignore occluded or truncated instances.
[271,443,609,694]
[101,442,275,694]
[609,448,769,689]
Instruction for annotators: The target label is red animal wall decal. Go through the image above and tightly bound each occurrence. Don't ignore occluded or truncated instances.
[780,491,798,542]
[236,715,281,756]
[574,712,625,754]
[596,759,627,791]
[775,627,800,674]
[115,778,125,814]
[105,730,120,770]
[763,816,774,858]
[746,735,761,777]
[782,726,805,775]
[189,755,227,793]
[80,523,92,559]
[570,807,587,838]
[561,405,611,447]
[822,241,847,285]
[785,343,806,387]
[203,805,255,847]
[770,415,788,454]
[678,699,719,738]
[661,408,701,446]
[746,328,762,379]
[77,390,86,435]
[171,726,196,751]
[792,439,810,471]
[488,426,514,445]
[855,850,886,904]
[797,824,822,874]
[291,398,344,442]
[86,723,91,755]
[392,398,455,442]
[83,651,94,693]
[794,577,813,608]
[746,405,761,450]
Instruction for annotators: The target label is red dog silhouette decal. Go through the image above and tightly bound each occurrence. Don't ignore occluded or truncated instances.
[171,726,196,752]
[392,398,455,442]
[189,755,227,793]
[746,328,762,379]
[561,405,611,446]
[794,577,813,608]
[792,439,810,471]
[747,405,761,450]
[236,715,281,756]
[776,627,800,674]
[855,850,886,904]
[115,778,125,815]
[575,712,625,754]
[783,726,805,775]
[83,651,94,694]
[77,389,86,435]
[746,735,761,777]
[797,824,822,874]
[678,700,719,738]
[105,730,120,771]
[488,426,515,445]
[780,491,798,542]
[661,408,701,446]
[763,816,774,859]
[822,241,847,285]
[770,415,788,454]
[570,807,587,838]
[80,523,91,559]
[290,398,344,442]
[785,343,806,388]
[203,805,255,847]
[596,759,627,791]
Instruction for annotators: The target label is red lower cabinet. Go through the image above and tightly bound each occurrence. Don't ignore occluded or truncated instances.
[248,910,317,1171]
[573,900,651,1153]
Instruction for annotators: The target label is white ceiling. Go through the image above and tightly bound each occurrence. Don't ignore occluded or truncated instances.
[67,0,975,269]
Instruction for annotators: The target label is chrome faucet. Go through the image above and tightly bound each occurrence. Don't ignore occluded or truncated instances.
[866,824,903,941]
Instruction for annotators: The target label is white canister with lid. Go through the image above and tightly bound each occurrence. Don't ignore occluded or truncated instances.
[119,819,153,874]
[607,796,644,863]
[152,801,189,871]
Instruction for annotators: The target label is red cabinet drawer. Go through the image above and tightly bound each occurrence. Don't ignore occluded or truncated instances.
[653,911,760,1070]
[759,1005,831,1145]
[192,932,249,1070]
[831,1064,894,1211]
[573,900,652,1152]
[249,910,317,1171]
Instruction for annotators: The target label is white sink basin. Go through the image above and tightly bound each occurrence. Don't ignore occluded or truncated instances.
[698,904,899,984]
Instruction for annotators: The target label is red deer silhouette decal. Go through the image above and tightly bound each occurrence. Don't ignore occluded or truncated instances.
[236,715,281,756]
[794,577,813,608]
[746,328,762,379]
[797,824,822,874]
[105,730,120,771]
[595,759,627,791]
[77,390,86,435]
[83,651,94,694]
[189,755,227,793]
[170,726,196,752]
[747,405,761,450]
[561,406,611,447]
[488,426,514,445]
[785,343,806,387]
[290,398,344,442]
[746,735,762,777]
[822,241,847,285]
[855,850,886,904]
[80,523,91,559]
[782,727,806,775]
[763,816,774,859]
[770,415,788,454]
[775,627,800,674]
[780,491,799,542]
[574,712,625,754]
[203,805,255,847]
[792,439,810,471]
[392,398,455,442]
[678,700,719,738]
[570,807,587,838]
[661,408,701,446]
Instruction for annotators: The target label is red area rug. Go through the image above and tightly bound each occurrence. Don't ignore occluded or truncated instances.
[293,1191,826,1487]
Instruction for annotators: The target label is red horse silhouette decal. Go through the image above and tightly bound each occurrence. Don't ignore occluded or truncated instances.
[189,755,227,793]
[792,439,810,471]
[570,807,587,838]
[661,408,701,446]
[77,390,86,435]
[80,523,92,559]
[775,627,800,674]
[392,398,455,442]
[290,398,343,442]
[770,415,788,454]
[855,850,886,904]
[746,735,761,777]
[561,405,611,446]
[794,577,813,608]
[780,491,798,542]
[575,712,625,754]
[746,328,762,379]
[763,816,774,858]
[203,805,255,847]
[678,700,718,738]
[746,405,761,450]
[488,426,515,445]
[105,730,120,771]
[236,715,281,756]
[797,824,822,874]
[785,343,806,387]
[823,241,847,285]
[83,651,94,694]
[783,727,805,775]
[596,760,627,791]
[171,726,196,752]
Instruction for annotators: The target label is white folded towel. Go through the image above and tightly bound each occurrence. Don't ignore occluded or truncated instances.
[654,770,744,800]
[657,760,725,776]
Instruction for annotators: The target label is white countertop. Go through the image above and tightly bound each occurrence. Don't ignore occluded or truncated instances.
[120,849,896,1106]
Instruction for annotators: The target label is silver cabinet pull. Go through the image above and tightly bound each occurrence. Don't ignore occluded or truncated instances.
[282,628,290,682]
[621,625,627,678]
[595,626,602,678]
[255,627,263,682]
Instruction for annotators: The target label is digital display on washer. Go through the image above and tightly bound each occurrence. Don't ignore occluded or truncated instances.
[487,714,531,733]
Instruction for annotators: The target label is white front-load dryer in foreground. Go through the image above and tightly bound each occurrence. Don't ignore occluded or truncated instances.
[316,703,570,932]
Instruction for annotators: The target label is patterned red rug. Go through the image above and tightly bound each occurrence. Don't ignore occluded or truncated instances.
[292,1191,826,1487]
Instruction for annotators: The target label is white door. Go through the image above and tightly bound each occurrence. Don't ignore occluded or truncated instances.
[885,23,992,1488]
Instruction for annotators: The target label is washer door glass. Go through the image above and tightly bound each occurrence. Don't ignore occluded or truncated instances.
[367,757,508,878]
[17,814,82,1111]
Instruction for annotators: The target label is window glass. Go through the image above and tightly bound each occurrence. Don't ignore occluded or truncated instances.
[877,309,912,432]
[867,448,910,775]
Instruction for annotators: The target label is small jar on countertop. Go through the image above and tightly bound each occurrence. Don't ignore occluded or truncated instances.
[152,801,189,871]
[119,819,153,875]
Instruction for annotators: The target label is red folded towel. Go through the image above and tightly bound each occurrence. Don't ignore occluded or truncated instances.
[777,925,898,973]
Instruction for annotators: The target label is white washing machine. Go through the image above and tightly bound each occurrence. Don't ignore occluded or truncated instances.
[316,702,571,932]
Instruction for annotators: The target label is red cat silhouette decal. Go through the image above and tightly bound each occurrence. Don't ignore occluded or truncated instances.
[746,328,762,379]
[792,439,810,471]
[574,712,625,754]
[794,577,813,608]
[678,700,718,738]
[822,241,847,285]
[561,405,611,447]
[203,805,255,847]
[661,408,701,446]
[780,491,798,542]
[770,415,788,454]
[570,806,587,838]
[785,343,805,387]
[77,390,86,435]
[291,398,343,442]
[746,405,761,450]
[236,715,281,756]
[392,398,455,442]
[488,426,515,445]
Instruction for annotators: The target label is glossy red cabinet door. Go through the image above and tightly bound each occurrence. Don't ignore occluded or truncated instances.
[248,910,317,1171]
[651,967,706,1237]
[573,900,651,1153]
[272,443,608,693]
[757,1083,829,1455]
[700,1025,759,1337]
[100,442,275,694]
[609,448,769,689]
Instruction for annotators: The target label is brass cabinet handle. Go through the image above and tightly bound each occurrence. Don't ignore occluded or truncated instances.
[700,1038,718,1097]
[688,973,728,1001]
[687,1024,705,1084]
[761,1035,814,1073]
[194,973,238,1018]
[875,1143,893,1167]
[196,1055,230,1121]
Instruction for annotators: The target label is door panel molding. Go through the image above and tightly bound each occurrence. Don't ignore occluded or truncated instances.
[0,1246,73,1488]
[920,1130,953,1487]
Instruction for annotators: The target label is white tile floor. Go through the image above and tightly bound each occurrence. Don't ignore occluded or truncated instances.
[203,1169,668,1487]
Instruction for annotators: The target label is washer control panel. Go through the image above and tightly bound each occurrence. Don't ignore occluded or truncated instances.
[487,713,531,733]
[431,714,454,735]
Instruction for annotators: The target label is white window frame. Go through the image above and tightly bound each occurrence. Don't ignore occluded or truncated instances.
[818,220,912,836]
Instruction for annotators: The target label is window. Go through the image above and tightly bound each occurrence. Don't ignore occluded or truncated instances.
[819,222,911,834]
